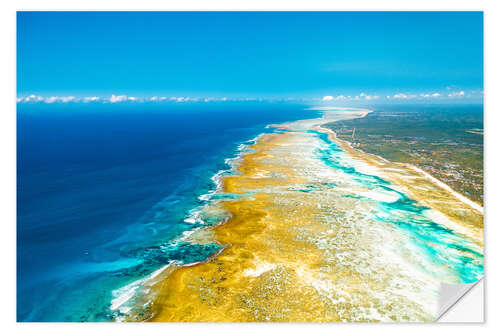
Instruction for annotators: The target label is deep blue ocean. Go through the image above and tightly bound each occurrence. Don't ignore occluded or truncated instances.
[17,102,319,321]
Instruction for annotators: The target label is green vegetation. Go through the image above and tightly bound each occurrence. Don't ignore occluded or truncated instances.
[325,105,483,203]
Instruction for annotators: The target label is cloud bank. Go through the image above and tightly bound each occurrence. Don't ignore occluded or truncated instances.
[320,90,477,103]
[16,90,482,104]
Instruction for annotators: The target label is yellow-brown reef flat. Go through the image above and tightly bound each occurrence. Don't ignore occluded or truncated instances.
[136,108,483,322]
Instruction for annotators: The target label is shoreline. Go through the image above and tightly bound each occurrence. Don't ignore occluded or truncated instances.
[318,124,483,214]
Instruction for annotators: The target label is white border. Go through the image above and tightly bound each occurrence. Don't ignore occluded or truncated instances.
[2,1,499,332]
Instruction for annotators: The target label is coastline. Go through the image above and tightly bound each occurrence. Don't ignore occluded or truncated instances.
[318,125,483,214]
[317,122,483,242]
[128,107,483,322]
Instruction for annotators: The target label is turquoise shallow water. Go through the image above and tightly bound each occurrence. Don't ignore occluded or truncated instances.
[311,129,483,284]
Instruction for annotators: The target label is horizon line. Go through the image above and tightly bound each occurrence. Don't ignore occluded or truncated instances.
[16,90,484,105]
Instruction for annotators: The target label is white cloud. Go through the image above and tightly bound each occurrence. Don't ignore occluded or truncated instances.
[318,90,475,102]
[44,96,59,104]
[145,96,175,102]
[201,97,234,102]
[321,92,380,102]
[22,94,43,103]
[16,89,478,105]
[393,93,408,99]
[333,93,380,101]
[60,96,76,103]
[83,96,100,102]
[419,92,442,98]
[31,96,78,103]
[448,91,465,97]
[18,94,232,104]
[109,94,128,103]
[170,96,199,102]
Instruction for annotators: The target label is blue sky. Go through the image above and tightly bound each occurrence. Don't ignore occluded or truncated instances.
[17,11,483,103]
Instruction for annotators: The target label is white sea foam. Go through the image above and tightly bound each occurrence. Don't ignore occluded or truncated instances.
[194,133,265,205]
[359,189,400,203]
[185,136,262,227]
[183,217,198,224]
[110,283,140,312]
[243,262,276,277]
[183,208,204,224]
[110,263,173,314]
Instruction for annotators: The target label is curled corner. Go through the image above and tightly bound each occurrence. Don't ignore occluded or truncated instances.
[437,278,483,321]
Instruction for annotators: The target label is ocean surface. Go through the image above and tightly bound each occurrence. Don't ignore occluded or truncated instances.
[17,102,320,321]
